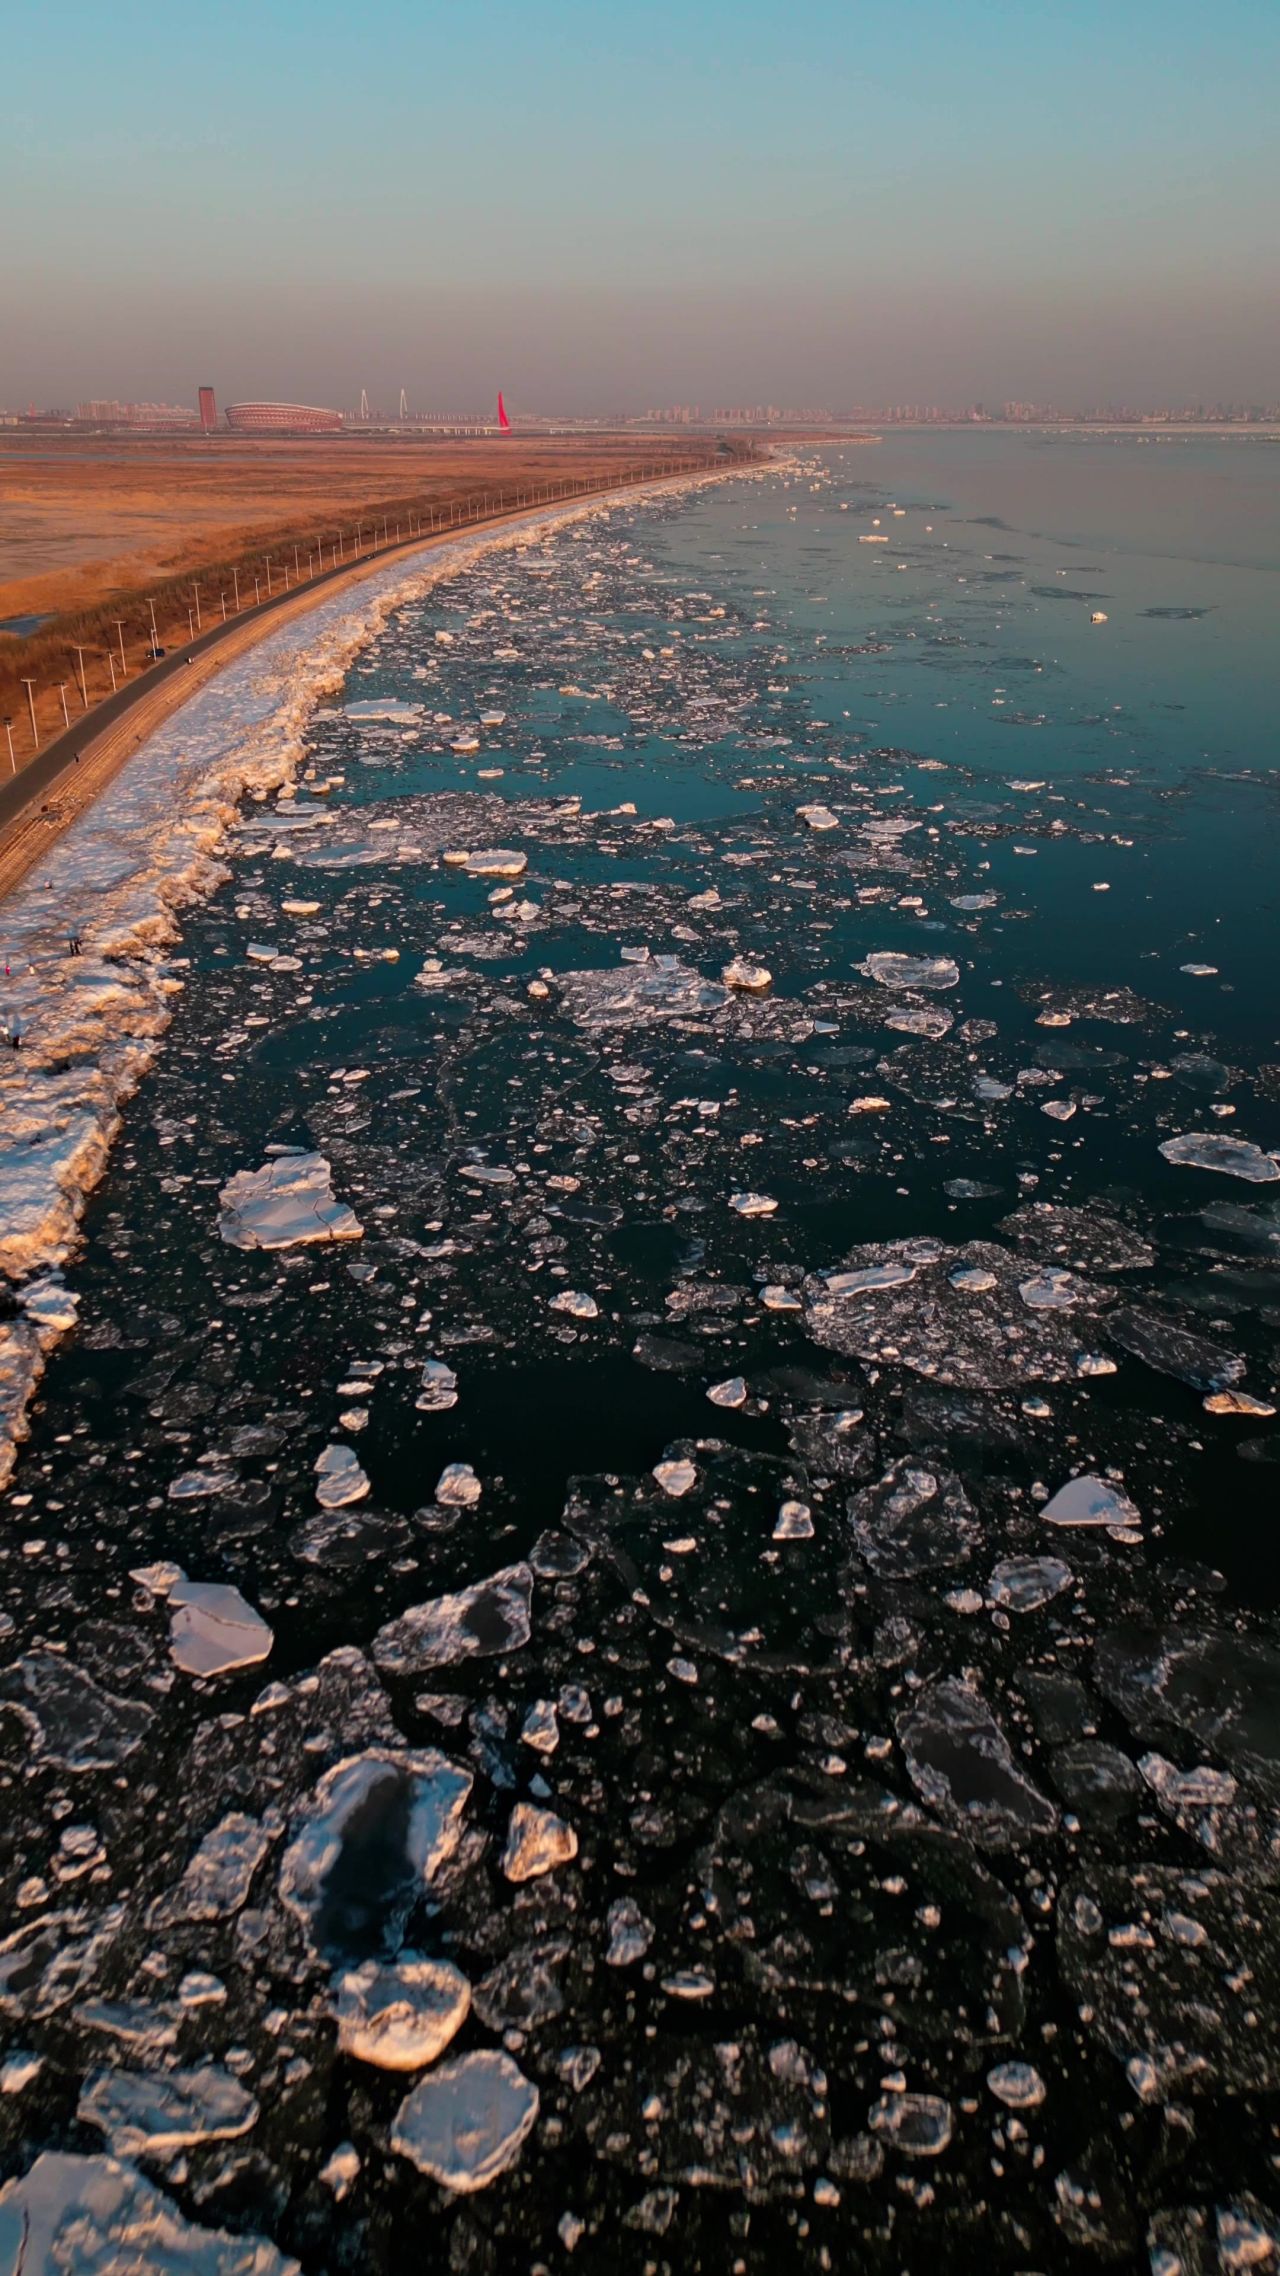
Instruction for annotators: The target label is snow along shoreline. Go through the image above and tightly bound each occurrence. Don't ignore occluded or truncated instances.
[0,465,766,1491]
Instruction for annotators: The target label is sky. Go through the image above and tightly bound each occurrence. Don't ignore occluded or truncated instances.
[3,0,1278,414]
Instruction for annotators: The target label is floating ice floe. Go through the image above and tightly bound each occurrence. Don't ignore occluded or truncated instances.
[502,1802,579,1882]
[279,1749,472,1950]
[168,1578,273,1678]
[898,1677,1058,1846]
[773,1499,814,1540]
[653,1459,697,1497]
[416,1358,459,1412]
[556,958,727,1031]
[218,1153,363,1250]
[707,1376,748,1408]
[0,2151,298,2274]
[805,1238,1109,1388]
[390,2050,539,2193]
[987,2063,1046,2109]
[1108,1305,1245,1392]
[797,804,839,831]
[862,952,960,991]
[884,1004,953,1038]
[314,1444,371,1508]
[333,1956,471,2071]
[606,1896,655,1966]
[1041,1475,1141,1533]
[373,1563,533,1674]
[1159,1133,1280,1183]
[549,1289,599,1318]
[988,1555,1073,1612]
[730,1191,777,1217]
[722,957,772,992]
[867,2093,953,2156]
[78,2064,258,2156]
[849,1459,977,1578]
[435,1461,481,1506]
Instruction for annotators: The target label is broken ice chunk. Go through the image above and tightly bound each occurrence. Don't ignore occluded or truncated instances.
[78,2064,257,2156]
[435,1462,481,1506]
[707,1376,748,1408]
[797,803,840,830]
[520,1700,559,1754]
[606,1897,655,1966]
[867,2093,953,2156]
[373,1564,533,1674]
[988,1556,1073,1612]
[391,2051,539,2193]
[279,1749,472,1954]
[848,1459,977,1578]
[314,1444,370,1509]
[502,1802,578,1882]
[1108,1305,1245,1392]
[1041,1475,1141,1531]
[652,1459,697,1497]
[863,952,960,991]
[218,1152,363,1249]
[415,1359,459,1413]
[462,849,527,878]
[773,1499,814,1541]
[987,2063,1046,2109]
[1203,1389,1276,1417]
[722,958,773,993]
[333,1955,471,2071]
[1159,1133,1280,1183]
[549,1290,600,1319]
[0,2152,298,2274]
[168,1580,273,1678]
[898,1677,1057,1846]
[730,1191,778,1217]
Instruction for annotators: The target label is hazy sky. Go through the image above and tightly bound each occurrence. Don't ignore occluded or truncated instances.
[4,0,1278,413]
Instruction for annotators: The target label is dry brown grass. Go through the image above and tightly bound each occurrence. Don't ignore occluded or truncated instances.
[0,433,732,753]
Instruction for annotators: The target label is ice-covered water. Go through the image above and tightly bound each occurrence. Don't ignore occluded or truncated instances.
[1,438,1279,2271]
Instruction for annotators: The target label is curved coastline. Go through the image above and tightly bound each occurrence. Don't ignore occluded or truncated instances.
[0,462,770,1491]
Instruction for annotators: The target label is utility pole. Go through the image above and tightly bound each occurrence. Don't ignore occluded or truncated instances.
[57,683,70,728]
[295,544,302,577]
[148,598,159,656]
[4,719,15,772]
[187,607,195,640]
[265,560,273,597]
[220,592,227,621]
[233,569,241,611]
[21,679,39,746]
[254,577,261,605]
[112,621,127,675]
[192,582,202,630]
[107,653,117,693]
[73,647,89,707]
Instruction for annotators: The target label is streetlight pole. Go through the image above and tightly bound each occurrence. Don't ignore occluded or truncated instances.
[73,647,89,707]
[21,679,39,746]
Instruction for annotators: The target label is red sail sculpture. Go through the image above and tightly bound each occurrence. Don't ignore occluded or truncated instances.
[497,391,511,432]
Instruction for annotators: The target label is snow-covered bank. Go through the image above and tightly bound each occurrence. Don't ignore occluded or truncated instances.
[0,470,755,1490]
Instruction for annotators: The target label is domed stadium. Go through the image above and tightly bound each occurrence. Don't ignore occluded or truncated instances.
[224,401,343,434]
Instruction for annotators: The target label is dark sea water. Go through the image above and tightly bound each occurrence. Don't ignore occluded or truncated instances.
[3,436,1280,2272]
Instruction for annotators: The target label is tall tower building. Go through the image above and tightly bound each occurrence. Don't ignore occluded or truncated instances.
[198,386,218,434]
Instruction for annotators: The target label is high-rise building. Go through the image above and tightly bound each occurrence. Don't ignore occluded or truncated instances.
[198,386,218,434]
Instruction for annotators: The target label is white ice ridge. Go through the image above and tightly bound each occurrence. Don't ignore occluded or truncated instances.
[0,470,745,1495]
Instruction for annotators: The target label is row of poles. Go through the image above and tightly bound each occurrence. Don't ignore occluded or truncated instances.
[2,455,722,776]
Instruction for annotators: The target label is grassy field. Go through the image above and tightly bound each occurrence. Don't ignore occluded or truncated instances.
[0,432,722,757]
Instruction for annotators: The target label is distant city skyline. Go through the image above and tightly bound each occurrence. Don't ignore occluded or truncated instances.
[3,0,1277,412]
